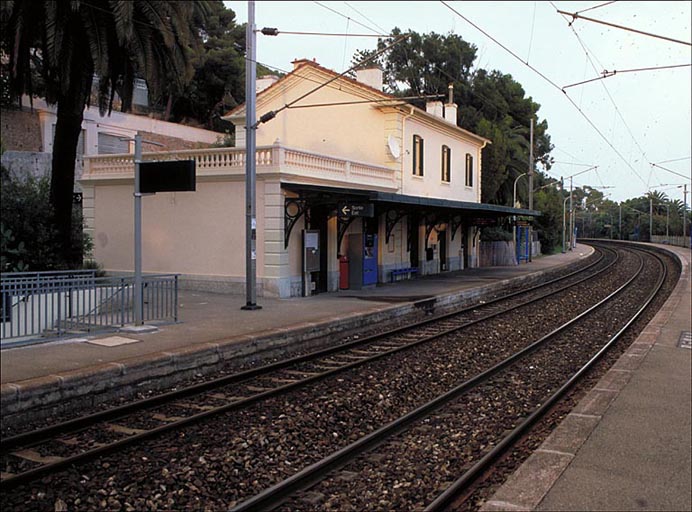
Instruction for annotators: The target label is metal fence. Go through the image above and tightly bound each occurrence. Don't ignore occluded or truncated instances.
[1,271,178,345]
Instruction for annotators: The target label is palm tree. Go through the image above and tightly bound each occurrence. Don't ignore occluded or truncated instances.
[1,1,208,266]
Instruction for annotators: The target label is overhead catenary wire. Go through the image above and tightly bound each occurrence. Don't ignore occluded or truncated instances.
[441,0,650,189]
[313,1,382,35]
[562,64,691,90]
[557,9,692,47]
[650,163,692,181]
[552,2,655,188]
[575,1,619,15]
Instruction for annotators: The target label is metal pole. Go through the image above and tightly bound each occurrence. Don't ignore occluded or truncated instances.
[242,0,261,310]
[562,196,568,253]
[649,198,653,241]
[568,177,573,250]
[134,133,143,325]
[619,203,622,240]
[528,117,534,262]
[683,184,688,239]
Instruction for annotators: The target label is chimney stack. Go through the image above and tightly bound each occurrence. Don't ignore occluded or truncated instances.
[355,66,383,91]
[444,83,457,125]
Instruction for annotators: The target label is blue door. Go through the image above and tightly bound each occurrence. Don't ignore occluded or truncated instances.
[363,234,378,286]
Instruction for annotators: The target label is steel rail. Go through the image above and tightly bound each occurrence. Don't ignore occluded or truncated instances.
[227,246,648,512]
[1,247,607,452]
[0,247,615,491]
[424,247,667,511]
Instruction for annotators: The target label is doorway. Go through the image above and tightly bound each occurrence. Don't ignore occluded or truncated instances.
[439,230,447,271]
[409,215,419,268]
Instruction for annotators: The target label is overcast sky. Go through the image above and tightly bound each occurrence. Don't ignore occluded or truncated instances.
[225,1,691,204]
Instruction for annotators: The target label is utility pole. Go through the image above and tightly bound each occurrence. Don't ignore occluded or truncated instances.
[242,0,261,310]
[619,203,622,240]
[528,117,534,262]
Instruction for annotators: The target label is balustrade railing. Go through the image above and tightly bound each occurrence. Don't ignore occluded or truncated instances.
[83,144,396,189]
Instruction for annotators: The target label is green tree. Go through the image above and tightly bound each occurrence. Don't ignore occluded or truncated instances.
[1,1,207,267]
[165,0,245,131]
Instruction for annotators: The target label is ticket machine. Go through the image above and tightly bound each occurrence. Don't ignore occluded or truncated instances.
[347,233,378,289]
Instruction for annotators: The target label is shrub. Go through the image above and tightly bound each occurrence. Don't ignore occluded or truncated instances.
[0,166,91,271]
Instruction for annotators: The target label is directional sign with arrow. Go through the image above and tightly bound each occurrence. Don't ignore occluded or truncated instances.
[338,202,374,219]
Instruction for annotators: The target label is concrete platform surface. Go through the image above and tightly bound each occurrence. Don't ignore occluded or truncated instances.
[1,246,593,385]
[482,243,691,512]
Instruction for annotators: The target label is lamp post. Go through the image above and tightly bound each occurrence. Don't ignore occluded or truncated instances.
[513,172,527,209]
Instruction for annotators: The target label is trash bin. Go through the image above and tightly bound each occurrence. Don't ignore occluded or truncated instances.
[339,255,349,290]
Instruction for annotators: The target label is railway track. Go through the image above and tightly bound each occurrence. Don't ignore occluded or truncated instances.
[232,244,670,511]
[0,246,612,490]
[0,242,678,512]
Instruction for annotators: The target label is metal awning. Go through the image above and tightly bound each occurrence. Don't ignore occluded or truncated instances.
[281,182,541,250]
[281,183,540,217]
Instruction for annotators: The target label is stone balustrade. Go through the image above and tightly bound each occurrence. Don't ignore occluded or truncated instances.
[82,144,397,190]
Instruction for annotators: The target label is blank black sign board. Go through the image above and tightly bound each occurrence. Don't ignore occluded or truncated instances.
[140,160,196,193]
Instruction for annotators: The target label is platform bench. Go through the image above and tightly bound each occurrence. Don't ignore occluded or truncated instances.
[390,267,419,283]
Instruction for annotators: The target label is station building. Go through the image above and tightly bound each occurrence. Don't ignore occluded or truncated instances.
[81,59,538,298]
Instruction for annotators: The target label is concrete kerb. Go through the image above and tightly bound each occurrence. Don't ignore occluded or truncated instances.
[1,249,595,428]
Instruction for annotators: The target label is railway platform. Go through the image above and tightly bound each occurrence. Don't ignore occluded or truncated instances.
[482,243,691,512]
[0,245,594,387]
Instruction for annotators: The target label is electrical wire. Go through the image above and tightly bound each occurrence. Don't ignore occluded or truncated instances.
[442,1,652,190]
[562,64,691,89]
[650,163,692,181]
[313,1,382,35]
[575,1,619,16]
[343,2,389,34]
[556,9,692,47]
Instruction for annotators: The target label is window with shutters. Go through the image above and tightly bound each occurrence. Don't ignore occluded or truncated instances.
[441,145,451,182]
[412,134,424,176]
[465,153,474,187]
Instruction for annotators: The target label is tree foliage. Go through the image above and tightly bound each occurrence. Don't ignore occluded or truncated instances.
[1,0,208,266]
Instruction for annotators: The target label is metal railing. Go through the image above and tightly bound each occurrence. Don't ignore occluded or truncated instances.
[1,271,178,345]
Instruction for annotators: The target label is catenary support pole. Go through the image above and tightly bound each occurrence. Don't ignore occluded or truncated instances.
[528,117,534,262]
[134,133,143,325]
[242,0,261,310]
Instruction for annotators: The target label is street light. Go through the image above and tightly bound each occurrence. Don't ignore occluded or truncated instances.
[513,172,528,209]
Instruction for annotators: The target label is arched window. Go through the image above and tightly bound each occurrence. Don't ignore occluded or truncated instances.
[441,145,451,182]
[465,153,474,187]
[413,135,424,176]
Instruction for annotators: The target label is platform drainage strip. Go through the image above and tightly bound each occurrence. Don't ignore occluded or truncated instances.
[88,336,142,347]
[677,331,691,350]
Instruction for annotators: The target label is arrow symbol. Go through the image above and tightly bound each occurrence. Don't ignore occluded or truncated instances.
[341,205,351,216]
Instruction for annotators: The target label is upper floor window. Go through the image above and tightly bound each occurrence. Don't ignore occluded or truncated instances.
[465,153,474,187]
[413,135,424,176]
[441,145,451,182]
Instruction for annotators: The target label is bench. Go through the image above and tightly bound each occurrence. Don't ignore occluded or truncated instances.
[390,267,419,283]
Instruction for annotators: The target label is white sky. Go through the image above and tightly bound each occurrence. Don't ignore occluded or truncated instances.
[225,1,692,204]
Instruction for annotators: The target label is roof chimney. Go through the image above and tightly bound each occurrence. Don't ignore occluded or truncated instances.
[426,100,444,119]
[444,83,457,125]
[355,66,383,91]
